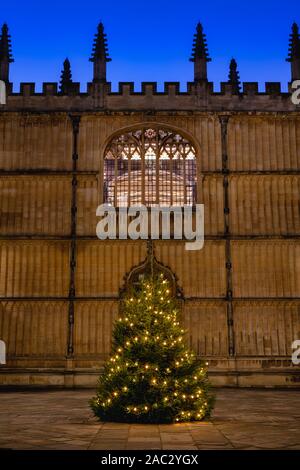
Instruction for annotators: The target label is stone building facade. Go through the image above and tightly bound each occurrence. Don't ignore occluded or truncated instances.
[0,22,299,387]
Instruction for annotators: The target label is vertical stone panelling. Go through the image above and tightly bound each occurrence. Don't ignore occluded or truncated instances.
[0,114,73,171]
[77,115,136,172]
[0,241,70,297]
[77,176,99,236]
[0,301,68,356]
[74,300,229,360]
[76,241,148,297]
[183,301,228,356]
[154,241,226,298]
[74,300,118,357]
[0,176,72,235]
[194,115,222,171]
[231,241,300,298]
[227,116,300,171]
[229,175,300,235]
[77,115,102,171]
[199,175,224,235]
[234,301,300,356]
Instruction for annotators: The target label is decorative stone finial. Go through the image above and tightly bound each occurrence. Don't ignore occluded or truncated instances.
[0,23,14,82]
[59,58,73,93]
[89,22,111,82]
[189,23,211,81]
[228,58,241,94]
[286,22,300,81]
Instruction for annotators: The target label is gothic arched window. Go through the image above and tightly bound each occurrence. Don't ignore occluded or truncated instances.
[104,127,197,207]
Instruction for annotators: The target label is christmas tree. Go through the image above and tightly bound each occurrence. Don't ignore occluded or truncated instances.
[90,273,214,423]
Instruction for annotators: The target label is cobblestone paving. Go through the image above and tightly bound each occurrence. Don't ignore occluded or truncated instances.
[0,389,299,450]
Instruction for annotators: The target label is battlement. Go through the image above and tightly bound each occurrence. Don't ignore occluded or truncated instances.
[4,79,291,96]
[0,80,297,112]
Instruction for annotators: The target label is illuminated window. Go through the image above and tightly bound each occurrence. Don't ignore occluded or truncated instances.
[104,128,197,207]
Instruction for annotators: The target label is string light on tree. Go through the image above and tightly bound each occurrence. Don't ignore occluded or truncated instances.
[90,274,214,423]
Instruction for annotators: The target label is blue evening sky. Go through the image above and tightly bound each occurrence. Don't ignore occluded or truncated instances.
[0,0,298,91]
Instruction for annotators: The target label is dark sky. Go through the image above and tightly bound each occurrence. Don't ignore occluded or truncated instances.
[0,0,298,91]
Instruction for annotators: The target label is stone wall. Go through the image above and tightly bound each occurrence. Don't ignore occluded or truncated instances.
[0,110,299,387]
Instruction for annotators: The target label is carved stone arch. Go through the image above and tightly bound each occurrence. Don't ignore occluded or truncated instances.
[120,241,184,300]
[100,122,201,163]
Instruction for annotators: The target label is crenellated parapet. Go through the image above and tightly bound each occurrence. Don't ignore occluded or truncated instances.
[1,80,298,112]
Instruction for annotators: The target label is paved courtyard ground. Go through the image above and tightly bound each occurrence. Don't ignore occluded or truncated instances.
[0,389,299,450]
